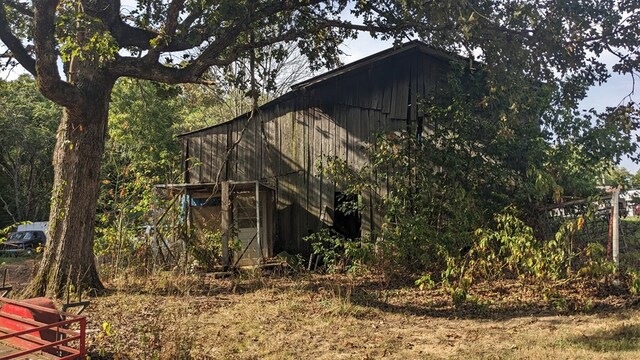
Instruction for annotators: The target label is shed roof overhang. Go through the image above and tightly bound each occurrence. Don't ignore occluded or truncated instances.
[155,181,275,196]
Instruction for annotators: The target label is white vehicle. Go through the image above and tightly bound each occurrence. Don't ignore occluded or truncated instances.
[16,222,48,233]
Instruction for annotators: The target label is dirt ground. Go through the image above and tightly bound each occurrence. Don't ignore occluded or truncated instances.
[0,257,36,290]
[83,271,640,360]
[2,259,640,359]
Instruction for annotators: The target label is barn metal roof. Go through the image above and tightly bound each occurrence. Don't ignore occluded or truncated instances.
[291,40,465,90]
[178,40,467,138]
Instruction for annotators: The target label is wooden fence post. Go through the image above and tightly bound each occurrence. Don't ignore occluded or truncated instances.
[612,186,620,267]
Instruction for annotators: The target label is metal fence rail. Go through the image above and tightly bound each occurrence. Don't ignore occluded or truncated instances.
[0,298,86,360]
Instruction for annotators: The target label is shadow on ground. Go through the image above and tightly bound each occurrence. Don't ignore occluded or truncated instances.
[99,267,640,322]
[568,323,640,352]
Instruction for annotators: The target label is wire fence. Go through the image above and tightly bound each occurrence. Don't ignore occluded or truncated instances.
[536,193,640,270]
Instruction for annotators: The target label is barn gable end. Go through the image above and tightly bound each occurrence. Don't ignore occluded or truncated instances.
[179,41,461,256]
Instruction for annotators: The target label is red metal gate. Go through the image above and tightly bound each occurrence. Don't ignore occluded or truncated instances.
[0,297,86,359]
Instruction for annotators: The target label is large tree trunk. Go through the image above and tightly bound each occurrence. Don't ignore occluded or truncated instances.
[24,72,114,297]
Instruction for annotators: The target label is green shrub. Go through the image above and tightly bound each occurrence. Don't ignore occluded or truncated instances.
[304,228,373,274]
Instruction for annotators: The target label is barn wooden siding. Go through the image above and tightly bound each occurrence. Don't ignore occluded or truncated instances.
[181,46,452,254]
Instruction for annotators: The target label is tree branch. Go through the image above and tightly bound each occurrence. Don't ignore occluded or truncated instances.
[165,0,185,36]
[111,0,421,85]
[108,19,202,53]
[112,13,413,84]
[177,10,203,35]
[3,0,33,17]
[0,193,17,224]
[33,0,81,107]
[142,0,187,65]
[109,56,214,85]
[0,1,36,75]
[81,0,203,53]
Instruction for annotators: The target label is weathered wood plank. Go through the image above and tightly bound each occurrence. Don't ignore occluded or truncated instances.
[240,117,247,178]
[237,119,243,179]
[371,73,383,110]
[209,133,217,182]
[216,127,226,182]
[240,118,246,179]
[318,107,333,225]
[231,121,237,180]
[396,68,410,120]
[253,114,261,180]
[256,112,263,180]
[302,106,311,228]
[262,117,276,180]
[227,121,235,180]
[418,52,427,102]
[291,105,304,248]
[410,56,418,126]
[336,105,347,167]
[390,66,401,118]
[382,78,392,114]
[195,134,203,181]
[203,134,212,182]
[250,114,258,180]
[360,108,371,147]
[309,107,321,222]
[346,106,360,168]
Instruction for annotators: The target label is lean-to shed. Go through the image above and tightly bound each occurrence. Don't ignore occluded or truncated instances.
[178,41,463,260]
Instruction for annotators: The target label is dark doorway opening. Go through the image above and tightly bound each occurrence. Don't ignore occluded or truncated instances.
[333,192,361,239]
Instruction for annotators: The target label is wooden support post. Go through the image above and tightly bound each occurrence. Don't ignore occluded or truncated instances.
[221,181,231,269]
[612,186,620,267]
[184,197,191,272]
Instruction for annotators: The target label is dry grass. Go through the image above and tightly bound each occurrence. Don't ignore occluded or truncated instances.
[83,272,640,359]
[1,258,639,358]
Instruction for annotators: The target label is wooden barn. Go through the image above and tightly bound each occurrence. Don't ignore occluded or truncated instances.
[176,41,462,265]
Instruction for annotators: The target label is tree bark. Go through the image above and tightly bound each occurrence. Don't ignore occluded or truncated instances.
[23,70,114,297]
